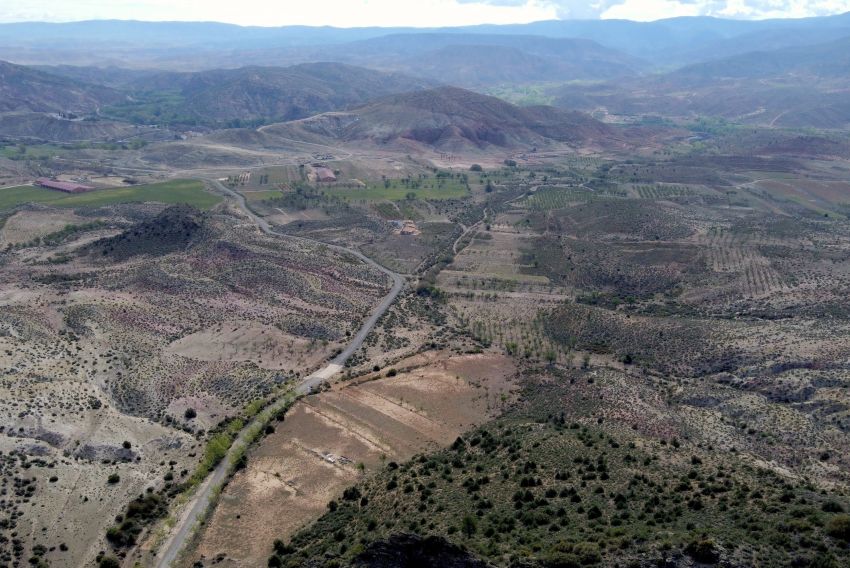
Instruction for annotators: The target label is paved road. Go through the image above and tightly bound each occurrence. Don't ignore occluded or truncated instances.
[152,180,405,568]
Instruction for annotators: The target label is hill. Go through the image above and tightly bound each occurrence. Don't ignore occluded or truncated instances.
[96,62,434,127]
[273,393,850,568]
[263,86,618,153]
[667,36,850,85]
[0,59,120,114]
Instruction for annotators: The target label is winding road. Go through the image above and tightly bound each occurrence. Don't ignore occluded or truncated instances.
[152,179,405,568]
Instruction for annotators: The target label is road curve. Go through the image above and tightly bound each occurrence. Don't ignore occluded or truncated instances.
[152,179,405,568]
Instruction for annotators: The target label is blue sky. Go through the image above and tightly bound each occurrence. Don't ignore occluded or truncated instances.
[1,0,849,26]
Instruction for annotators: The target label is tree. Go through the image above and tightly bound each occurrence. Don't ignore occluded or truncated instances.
[827,514,850,541]
[469,164,483,172]
[98,557,120,568]
[461,514,477,537]
[184,407,197,420]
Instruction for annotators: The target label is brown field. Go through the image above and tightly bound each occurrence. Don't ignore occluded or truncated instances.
[185,352,516,568]
[0,209,89,246]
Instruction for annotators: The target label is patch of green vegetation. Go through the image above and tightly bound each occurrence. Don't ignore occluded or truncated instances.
[101,90,267,128]
[487,84,556,106]
[0,143,63,160]
[99,91,191,126]
[325,172,471,202]
[105,492,168,547]
[0,179,221,211]
[0,140,147,161]
[275,415,850,567]
[242,189,283,202]
[524,186,595,210]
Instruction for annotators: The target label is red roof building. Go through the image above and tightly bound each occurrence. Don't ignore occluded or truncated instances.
[36,178,95,193]
[314,167,337,182]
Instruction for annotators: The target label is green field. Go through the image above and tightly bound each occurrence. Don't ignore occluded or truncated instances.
[0,144,64,160]
[324,176,470,202]
[0,179,221,211]
[241,189,284,202]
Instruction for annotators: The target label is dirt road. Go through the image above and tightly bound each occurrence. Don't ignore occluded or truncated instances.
[151,180,405,568]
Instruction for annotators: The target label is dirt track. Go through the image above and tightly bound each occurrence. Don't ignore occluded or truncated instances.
[149,180,406,568]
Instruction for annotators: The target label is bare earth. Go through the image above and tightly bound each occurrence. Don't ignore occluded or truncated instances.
[186,352,516,567]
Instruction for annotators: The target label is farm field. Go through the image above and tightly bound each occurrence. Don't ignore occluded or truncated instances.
[0,179,222,211]
[323,174,471,202]
[240,188,284,202]
[182,352,517,568]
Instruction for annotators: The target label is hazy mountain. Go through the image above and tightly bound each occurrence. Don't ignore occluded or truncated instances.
[0,59,121,113]
[551,35,850,129]
[26,62,433,128]
[668,36,850,84]
[173,63,435,125]
[3,13,850,69]
[335,33,645,86]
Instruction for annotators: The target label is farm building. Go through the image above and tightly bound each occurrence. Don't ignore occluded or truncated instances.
[314,167,337,182]
[36,178,94,193]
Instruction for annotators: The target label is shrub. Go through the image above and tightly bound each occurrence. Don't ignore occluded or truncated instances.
[543,552,581,568]
[685,539,720,563]
[822,501,844,513]
[342,487,361,501]
[572,542,601,565]
[826,515,850,541]
[107,473,120,484]
[184,407,197,420]
[98,557,120,568]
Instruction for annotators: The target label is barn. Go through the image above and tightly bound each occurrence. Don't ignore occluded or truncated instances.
[314,167,337,182]
[36,178,94,193]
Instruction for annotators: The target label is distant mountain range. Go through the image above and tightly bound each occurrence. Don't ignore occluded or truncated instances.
[3,13,850,136]
[2,14,850,69]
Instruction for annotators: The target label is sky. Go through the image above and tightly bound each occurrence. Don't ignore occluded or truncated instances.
[1,0,849,27]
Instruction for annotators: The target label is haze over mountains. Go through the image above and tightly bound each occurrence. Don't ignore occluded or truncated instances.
[2,12,850,142]
[3,13,850,68]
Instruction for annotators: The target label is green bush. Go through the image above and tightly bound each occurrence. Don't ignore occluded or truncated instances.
[826,515,850,541]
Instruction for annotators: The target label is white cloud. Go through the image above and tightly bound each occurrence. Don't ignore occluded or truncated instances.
[601,0,850,21]
[0,0,558,27]
[601,0,702,20]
